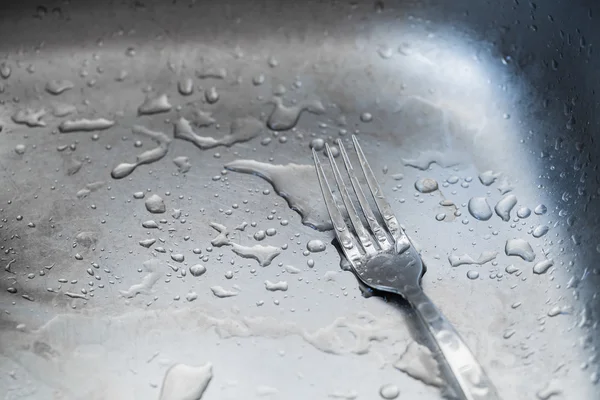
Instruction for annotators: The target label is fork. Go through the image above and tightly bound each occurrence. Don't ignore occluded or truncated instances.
[312,136,501,400]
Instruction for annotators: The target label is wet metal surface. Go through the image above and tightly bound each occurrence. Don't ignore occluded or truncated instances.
[0,1,599,399]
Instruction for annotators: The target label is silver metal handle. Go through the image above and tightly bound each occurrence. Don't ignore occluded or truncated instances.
[405,288,502,400]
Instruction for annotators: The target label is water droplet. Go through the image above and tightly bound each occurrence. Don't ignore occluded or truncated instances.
[0,62,11,79]
[505,265,519,274]
[205,87,219,104]
[120,259,161,298]
[535,381,562,400]
[189,264,206,277]
[230,243,280,267]
[14,144,26,155]
[466,270,479,280]
[139,238,156,248]
[307,239,326,253]
[59,118,115,133]
[310,138,325,151]
[254,230,266,241]
[448,251,497,267]
[495,194,517,221]
[478,170,500,186]
[533,258,554,275]
[435,213,446,221]
[158,363,212,400]
[252,74,265,85]
[46,79,74,95]
[517,207,531,218]
[267,97,325,131]
[547,306,562,317]
[173,156,191,173]
[12,108,46,127]
[532,225,549,238]
[379,383,400,399]
[225,160,333,230]
[171,254,184,263]
[467,197,492,220]
[414,178,438,193]
[210,285,238,298]
[534,204,547,215]
[503,329,516,339]
[186,291,198,302]
[174,116,262,149]
[505,239,535,262]
[197,66,227,79]
[138,93,172,115]
[178,78,194,96]
[360,112,373,122]
[393,341,443,387]
[142,220,158,229]
[265,280,288,291]
[145,194,166,213]
[402,150,460,170]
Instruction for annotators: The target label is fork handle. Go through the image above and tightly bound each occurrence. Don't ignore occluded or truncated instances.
[404,288,502,400]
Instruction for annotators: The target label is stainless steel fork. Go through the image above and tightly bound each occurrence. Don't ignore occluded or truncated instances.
[312,136,501,400]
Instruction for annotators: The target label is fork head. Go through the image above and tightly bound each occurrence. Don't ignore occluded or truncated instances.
[313,135,425,296]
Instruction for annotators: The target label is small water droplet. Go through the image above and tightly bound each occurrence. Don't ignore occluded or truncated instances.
[379,383,400,399]
[205,87,219,104]
[360,112,373,122]
[466,270,479,280]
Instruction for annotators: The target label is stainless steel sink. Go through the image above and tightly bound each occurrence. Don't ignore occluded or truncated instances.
[0,1,598,399]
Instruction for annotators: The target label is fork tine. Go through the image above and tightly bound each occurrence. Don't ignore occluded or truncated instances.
[337,140,392,250]
[325,144,377,255]
[351,135,403,241]
[312,149,364,265]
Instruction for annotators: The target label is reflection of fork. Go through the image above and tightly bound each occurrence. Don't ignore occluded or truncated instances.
[312,136,501,400]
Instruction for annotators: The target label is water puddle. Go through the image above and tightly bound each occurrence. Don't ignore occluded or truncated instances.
[174,116,262,149]
[225,159,333,231]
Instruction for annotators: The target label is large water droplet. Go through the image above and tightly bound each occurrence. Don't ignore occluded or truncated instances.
[494,194,517,221]
[59,118,115,133]
[307,239,326,252]
[505,239,535,262]
[46,79,74,95]
[468,197,492,220]
[210,285,238,298]
[516,207,531,218]
[533,258,554,275]
[265,280,288,291]
[225,160,333,230]
[138,93,172,115]
[174,116,262,149]
[267,97,325,131]
[145,194,166,213]
[532,225,549,238]
[189,264,207,277]
[158,363,213,400]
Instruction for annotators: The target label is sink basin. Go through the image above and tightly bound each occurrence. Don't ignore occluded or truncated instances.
[0,1,598,399]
